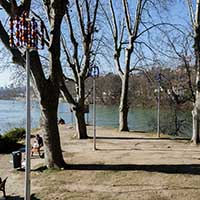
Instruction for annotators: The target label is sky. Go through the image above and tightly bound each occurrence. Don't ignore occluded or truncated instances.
[0,70,11,87]
[0,1,192,87]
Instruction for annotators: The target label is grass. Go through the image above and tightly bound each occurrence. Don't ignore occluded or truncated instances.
[3,125,200,200]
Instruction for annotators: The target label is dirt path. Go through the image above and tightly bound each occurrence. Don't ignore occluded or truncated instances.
[1,125,200,200]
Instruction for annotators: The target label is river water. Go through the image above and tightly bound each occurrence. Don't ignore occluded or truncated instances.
[0,99,192,136]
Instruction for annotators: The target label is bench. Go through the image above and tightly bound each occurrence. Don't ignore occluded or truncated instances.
[0,177,8,198]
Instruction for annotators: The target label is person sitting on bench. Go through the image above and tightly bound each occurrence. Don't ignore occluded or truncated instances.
[31,140,39,156]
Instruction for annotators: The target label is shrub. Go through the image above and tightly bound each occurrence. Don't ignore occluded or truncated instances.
[3,128,25,142]
[0,128,25,153]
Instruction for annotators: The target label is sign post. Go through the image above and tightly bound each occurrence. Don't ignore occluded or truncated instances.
[9,12,45,200]
[157,72,161,138]
[90,66,99,151]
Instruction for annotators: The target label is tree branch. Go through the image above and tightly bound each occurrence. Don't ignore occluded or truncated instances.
[31,10,50,42]
[65,7,80,73]
[81,0,99,78]
[123,0,132,35]
[109,0,123,77]
[186,0,195,28]
[132,0,143,38]
[0,0,31,16]
[0,20,24,65]
[75,0,86,37]
[61,34,78,83]
[136,23,185,40]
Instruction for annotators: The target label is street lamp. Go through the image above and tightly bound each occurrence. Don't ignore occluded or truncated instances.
[89,65,99,151]
[9,11,45,200]
[156,71,161,138]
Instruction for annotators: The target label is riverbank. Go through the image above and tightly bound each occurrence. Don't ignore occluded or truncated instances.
[1,125,200,200]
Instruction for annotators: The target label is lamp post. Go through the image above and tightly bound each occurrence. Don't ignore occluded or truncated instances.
[90,65,99,151]
[9,12,45,200]
[156,71,161,138]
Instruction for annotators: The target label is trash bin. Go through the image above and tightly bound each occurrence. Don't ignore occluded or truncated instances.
[12,151,21,168]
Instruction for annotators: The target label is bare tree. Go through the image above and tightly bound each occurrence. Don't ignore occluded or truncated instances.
[0,0,68,168]
[60,0,99,139]
[107,0,166,131]
[186,0,200,144]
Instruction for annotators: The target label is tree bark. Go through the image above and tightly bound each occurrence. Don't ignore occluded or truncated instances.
[74,76,88,139]
[119,73,129,131]
[40,81,66,168]
[192,104,200,144]
[74,108,88,139]
[191,0,200,144]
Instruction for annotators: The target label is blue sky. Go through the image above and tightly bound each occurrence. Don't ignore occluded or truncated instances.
[0,69,11,87]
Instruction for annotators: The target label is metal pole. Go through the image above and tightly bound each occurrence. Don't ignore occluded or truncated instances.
[25,48,31,200]
[157,74,160,138]
[71,111,73,127]
[93,77,96,151]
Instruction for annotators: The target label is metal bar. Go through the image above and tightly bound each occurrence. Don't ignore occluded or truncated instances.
[157,74,160,138]
[93,77,96,150]
[25,48,31,200]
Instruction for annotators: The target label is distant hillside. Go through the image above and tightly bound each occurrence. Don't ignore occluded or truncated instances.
[0,86,25,99]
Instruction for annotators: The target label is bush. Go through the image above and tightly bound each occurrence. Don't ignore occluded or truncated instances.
[3,128,25,142]
[0,128,25,153]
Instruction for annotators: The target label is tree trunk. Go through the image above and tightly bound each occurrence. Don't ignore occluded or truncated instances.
[191,0,200,144]
[119,74,129,131]
[40,84,66,168]
[74,106,88,139]
[192,106,200,144]
[174,105,178,135]
[119,105,129,131]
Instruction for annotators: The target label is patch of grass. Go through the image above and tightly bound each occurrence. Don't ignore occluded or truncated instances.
[42,168,63,174]
[31,128,42,133]
[3,128,25,142]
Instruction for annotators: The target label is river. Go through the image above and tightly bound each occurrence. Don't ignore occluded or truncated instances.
[0,99,192,136]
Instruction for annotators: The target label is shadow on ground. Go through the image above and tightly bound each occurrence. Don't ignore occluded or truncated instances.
[66,164,200,175]
[3,194,40,200]
[94,136,190,141]
[33,163,200,176]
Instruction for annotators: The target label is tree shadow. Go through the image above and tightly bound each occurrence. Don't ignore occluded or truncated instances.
[1,196,23,200]
[4,193,40,200]
[32,166,47,172]
[31,194,40,200]
[93,136,190,141]
[66,164,200,175]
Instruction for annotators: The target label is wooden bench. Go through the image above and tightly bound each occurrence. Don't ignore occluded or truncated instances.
[0,177,8,198]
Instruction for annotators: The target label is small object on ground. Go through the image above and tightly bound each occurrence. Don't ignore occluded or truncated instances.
[12,151,22,169]
[58,118,65,125]
[0,177,8,198]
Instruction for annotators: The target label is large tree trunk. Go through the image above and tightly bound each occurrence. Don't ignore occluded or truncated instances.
[192,0,200,144]
[119,73,129,131]
[74,108,88,139]
[40,83,66,168]
[74,77,88,139]
[60,83,88,139]
[192,103,200,144]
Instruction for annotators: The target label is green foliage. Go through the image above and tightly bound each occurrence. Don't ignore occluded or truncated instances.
[0,128,25,153]
[3,128,25,142]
